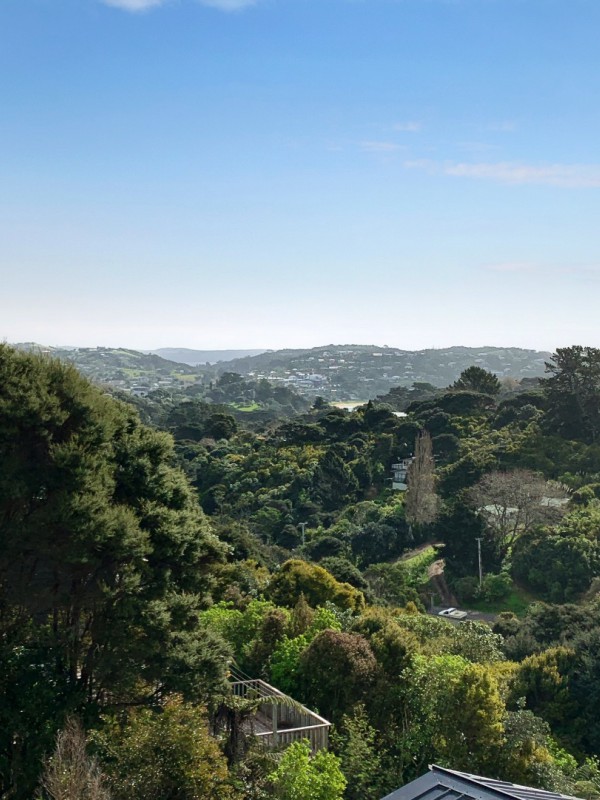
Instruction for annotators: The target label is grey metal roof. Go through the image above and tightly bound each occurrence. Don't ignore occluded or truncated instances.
[381,765,583,800]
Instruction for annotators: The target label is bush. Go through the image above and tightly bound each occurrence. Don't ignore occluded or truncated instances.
[268,560,365,612]
[299,631,378,721]
[318,557,368,590]
[454,575,480,603]
[480,572,513,602]
[268,740,346,800]
[93,698,237,800]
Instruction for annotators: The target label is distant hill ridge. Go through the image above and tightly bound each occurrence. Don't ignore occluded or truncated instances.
[149,348,268,365]
[9,342,553,400]
[219,344,551,375]
[211,344,552,398]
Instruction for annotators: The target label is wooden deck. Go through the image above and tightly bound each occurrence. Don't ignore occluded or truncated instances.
[231,678,331,752]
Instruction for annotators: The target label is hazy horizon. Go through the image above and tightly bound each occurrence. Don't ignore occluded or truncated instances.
[7,338,557,355]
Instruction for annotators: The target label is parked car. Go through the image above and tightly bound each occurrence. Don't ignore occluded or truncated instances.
[438,607,468,620]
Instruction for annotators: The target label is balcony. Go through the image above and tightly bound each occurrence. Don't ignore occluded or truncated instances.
[230,677,331,752]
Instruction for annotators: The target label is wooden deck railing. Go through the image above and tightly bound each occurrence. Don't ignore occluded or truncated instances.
[230,678,330,752]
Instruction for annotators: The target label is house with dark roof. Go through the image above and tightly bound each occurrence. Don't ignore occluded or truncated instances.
[382,765,582,800]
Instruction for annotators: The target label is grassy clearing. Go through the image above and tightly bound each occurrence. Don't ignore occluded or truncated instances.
[233,402,261,412]
[119,367,144,377]
[401,546,438,590]
[468,584,535,617]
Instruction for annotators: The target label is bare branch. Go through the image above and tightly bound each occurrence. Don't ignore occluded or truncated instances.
[41,717,111,800]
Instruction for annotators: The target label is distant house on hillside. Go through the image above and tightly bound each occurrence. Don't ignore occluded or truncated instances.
[382,765,582,800]
[391,457,414,491]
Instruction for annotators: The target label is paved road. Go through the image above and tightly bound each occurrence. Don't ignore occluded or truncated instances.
[428,606,498,625]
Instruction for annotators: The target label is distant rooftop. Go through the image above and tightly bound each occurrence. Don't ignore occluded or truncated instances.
[382,765,582,800]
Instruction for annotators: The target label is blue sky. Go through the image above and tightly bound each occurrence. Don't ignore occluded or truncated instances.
[1,0,599,351]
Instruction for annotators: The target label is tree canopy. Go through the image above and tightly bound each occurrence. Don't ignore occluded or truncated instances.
[0,346,228,797]
[452,366,501,396]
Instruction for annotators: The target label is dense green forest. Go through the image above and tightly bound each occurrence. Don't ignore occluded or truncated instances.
[3,344,600,800]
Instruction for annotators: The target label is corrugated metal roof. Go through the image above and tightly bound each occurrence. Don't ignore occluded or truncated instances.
[381,765,583,800]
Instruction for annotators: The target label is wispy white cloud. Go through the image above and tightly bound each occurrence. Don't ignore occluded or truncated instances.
[102,0,166,10]
[404,159,600,188]
[393,121,422,133]
[360,141,403,153]
[102,0,258,11]
[196,0,258,9]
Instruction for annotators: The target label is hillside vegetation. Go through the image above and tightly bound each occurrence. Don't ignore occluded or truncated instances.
[13,342,551,401]
[3,344,600,800]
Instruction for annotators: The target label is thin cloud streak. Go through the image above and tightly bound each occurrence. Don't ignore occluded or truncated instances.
[360,141,403,153]
[102,0,258,10]
[102,0,166,10]
[405,159,600,188]
[197,0,258,9]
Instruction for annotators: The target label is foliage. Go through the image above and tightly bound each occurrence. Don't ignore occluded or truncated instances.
[317,557,368,591]
[268,560,365,612]
[453,366,501,396]
[405,655,505,773]
[369,621,420,677]
[511,512,600,602]
[11,340,600,797]
[362,562,424,608]
[269,606,343,694]
[267,741,346,800]
[313,449,360,512]
[40,718,110,800]
[541,347,600,444]
[0,347,228,797]
[508,647,581,747]
[299,631,379,722]
[199,600,292,676]
[331,704,383,800]
[436,500,495,576]
[468,469,568,561]
[480,572,513,602]
[92,698,237,800]
[269,634,311,696]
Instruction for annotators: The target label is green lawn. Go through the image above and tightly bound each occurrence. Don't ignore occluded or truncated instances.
[468,584,535,617]
[401,546,438,589]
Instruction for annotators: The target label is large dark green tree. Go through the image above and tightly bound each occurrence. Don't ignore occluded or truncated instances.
[0,346,228,797]
[312,448,359,511]
[541,346,600,443]
[452,366,501,396]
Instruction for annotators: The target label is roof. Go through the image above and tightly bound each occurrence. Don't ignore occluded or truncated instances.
[381,765,583,800]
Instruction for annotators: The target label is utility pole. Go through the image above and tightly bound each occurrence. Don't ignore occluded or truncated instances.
[476,537,483,587]
[299,522,307,547]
